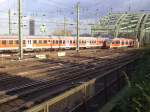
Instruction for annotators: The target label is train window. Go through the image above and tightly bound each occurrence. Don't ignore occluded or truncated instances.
[56,40,59,44]
[70,40,72,44]
[73,40,75,44]
[59,40,62,44]
[15,40,19,44]
[122,41,124,45]
[2,40,6,45]
[23,40,26,44]
[9,40,13,44]
[33,40,37,44]
[126,41,128,45]
[39,40,42,44]
[44,40,47,44]
[63,40,65,44]
[116,41,120,44]
[53,40,55,44]
[129,42,132,45]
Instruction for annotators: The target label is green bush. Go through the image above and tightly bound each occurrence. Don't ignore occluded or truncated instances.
[111,50,150,112]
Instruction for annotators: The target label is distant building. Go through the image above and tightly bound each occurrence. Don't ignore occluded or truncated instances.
[29,18,35,35]
[52,30,72,36]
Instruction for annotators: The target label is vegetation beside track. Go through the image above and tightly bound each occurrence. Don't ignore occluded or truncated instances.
[111,49,150,112]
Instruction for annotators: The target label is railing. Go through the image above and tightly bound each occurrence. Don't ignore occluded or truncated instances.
[25,59,136,112]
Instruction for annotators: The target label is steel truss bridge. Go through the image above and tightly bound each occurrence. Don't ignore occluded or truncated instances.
[92,13,150,46]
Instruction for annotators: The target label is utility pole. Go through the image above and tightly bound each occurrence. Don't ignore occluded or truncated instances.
[76,2,80,53]
[8,9,12,35]
[64,16,67,36]
[128,0,131,12]
[109,8,113,15]
[18,0,23,60]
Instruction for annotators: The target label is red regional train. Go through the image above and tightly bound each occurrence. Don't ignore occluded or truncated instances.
[0,36,108,52]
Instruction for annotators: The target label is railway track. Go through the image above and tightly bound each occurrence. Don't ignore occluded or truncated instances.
[0,53,130,91]
[0,51,141,112]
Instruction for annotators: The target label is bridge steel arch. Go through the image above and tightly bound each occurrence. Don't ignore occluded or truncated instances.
[92,12,150,46]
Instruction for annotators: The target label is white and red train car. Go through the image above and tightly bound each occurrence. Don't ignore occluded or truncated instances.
[0,36,107,51]
[110,38,135,48]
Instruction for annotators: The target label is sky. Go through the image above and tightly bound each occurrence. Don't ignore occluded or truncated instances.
[0,0,150,35]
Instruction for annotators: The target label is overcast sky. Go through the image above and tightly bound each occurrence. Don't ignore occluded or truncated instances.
[0,0,150,35]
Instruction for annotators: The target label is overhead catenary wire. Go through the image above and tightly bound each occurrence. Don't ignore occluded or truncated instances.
[0,0,103,36]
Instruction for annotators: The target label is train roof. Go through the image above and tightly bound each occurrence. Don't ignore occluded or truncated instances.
[112,38,135,40]
[0,35,105,40]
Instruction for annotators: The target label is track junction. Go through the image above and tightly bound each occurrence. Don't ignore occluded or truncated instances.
[0,49,143,112]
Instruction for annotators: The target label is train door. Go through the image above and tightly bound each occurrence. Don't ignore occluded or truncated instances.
[26,40,32,49]
[86,39,90,48]
[65,39,70,48]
